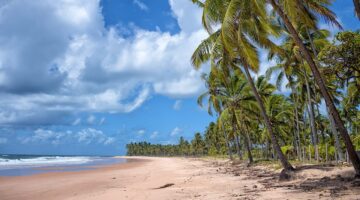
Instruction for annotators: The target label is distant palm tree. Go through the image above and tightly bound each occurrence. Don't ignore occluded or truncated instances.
[191,132,206,155]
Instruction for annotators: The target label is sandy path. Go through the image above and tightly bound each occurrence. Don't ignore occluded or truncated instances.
[0,157,359,200]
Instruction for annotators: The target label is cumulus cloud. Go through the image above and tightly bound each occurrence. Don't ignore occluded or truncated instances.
[0,0,207,126]
[19,128,115,146]
[77,128,114,145]
[169,0,202,33]
[19,129,69,145]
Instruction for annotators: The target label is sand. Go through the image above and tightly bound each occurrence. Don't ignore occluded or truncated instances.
[0,157,359,200]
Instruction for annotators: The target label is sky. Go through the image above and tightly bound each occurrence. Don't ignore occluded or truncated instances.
[0,0,358,156]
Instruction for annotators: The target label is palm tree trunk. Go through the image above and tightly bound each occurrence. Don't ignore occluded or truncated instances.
[354,0,360,19]
[231,112,243,160]
[268,0,360,177]
[245,137,253,163]
[243,65,294,170]
[266,140,270,159]
[244,126,254,163]
[291,84,302,161]
[304,69,319,161]
[306,28,344,161]
[222,122,234,160]
[234,134,242,159]
[327,106,344,161]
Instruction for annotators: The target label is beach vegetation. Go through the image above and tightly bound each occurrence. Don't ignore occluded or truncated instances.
[127,0,360,178]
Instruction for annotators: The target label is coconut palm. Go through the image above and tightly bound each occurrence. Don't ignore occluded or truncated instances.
[192,0,360,175]
[197,70,234,160]
[216,70,258,163]
[263,94,294,149]
[266,0,360,175]
[192,0,294,171]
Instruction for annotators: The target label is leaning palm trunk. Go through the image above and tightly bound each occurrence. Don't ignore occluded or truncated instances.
[244,128,254,163]
[354,0,360,19]
[327,106,344,161]
[306,28,342,162]
[243,65,294,170]
[269,0,360,176]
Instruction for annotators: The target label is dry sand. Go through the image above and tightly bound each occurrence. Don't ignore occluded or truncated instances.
[0,157,359,200]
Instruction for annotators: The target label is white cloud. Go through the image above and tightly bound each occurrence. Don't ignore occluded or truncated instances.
[173,100,182,110]
[169,0,203,33]
[0,0,207,126]
[20,129,68,145]
[19,128,115,146]
[77,128,114,145]
[133,0,148,11]
[170,127,182,136]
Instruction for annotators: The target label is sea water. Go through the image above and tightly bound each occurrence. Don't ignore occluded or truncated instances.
[0,154,126,176]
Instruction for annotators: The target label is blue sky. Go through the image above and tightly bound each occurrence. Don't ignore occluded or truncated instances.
[0,0,358,155]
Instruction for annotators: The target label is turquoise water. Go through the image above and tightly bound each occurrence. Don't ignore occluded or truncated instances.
[0,154,126,176]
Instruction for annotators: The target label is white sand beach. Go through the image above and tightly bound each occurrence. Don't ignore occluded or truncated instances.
[1,157,360,200]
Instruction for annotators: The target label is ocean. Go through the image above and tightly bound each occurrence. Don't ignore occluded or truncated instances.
[0,154,126,176]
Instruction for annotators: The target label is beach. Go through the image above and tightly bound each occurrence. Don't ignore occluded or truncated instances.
[1,157,360,200]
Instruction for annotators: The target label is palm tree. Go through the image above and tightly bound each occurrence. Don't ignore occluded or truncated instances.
[192,0,294,171]
[266,0,360,176]
[263,94,294,152]
[191,132,206,156]
[197,70,235,160]
[204,122,225,155]
[267,26,348,162]
[216,70,258,163]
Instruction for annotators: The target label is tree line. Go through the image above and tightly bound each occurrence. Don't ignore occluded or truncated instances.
[126,133,207,156]
[128,0,360,178]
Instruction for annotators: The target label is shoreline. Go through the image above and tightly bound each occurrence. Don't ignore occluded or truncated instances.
[0,157,148,200]
[0,156,135,177]
[0,156,147,179]
[0,157,359,200]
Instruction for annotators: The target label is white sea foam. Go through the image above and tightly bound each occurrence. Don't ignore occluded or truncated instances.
[0,156,93,169]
